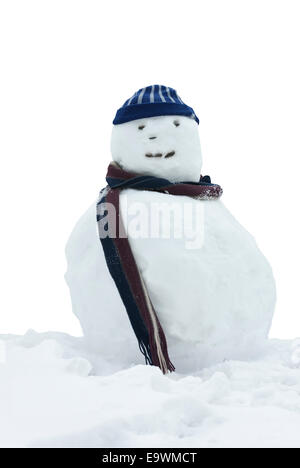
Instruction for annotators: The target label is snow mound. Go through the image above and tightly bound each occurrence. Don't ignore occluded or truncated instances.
[1,331,300,448]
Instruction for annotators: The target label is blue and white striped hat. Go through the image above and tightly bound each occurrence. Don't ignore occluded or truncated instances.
[113,85,199,125]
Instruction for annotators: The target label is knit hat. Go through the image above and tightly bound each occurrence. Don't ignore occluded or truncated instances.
[113,85,199,125]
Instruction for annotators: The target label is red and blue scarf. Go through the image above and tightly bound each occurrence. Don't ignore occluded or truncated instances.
[97,163,223,373]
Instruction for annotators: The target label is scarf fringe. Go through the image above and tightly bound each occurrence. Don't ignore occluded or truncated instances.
[139,273,175,373]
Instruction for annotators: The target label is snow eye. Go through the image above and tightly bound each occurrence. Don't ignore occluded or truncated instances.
[138,125,145,130]
[173,120,180,127]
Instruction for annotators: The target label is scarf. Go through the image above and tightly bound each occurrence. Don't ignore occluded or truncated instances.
[97,162,223,373]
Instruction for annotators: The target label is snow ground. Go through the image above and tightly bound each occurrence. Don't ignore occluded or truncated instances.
[1,331,300,448]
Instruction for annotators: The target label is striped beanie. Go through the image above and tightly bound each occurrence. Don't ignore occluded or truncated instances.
[113,85,199,125]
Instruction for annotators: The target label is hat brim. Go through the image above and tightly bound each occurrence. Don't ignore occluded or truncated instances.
[113,102,199,125]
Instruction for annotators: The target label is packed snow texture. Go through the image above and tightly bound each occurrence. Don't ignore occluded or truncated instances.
[111,116,203,183]
[1,331,300,448]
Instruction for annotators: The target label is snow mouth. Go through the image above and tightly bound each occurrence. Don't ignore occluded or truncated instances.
[145,151,176,159]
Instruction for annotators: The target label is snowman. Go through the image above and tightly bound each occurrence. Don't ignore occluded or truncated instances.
[65,85,276,374]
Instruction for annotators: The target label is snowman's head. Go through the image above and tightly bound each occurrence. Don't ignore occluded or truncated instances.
[111,86,203,183]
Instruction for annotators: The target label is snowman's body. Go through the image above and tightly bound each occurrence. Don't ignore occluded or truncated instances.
[65,110,276,373]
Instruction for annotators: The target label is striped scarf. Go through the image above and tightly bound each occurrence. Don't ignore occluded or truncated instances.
[97,163,223,373]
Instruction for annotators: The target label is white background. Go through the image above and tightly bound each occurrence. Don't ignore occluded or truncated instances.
[0,0,299,338]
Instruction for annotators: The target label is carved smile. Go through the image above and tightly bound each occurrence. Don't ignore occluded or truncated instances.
[145,153,163,158]
[165,151,176,158]
[145,151,176,159]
